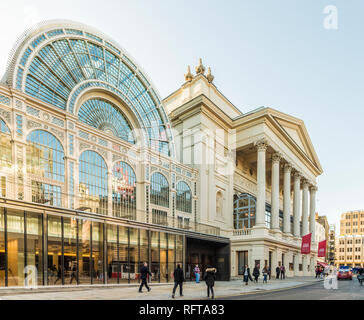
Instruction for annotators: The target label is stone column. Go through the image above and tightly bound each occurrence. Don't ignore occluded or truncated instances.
[302,255,308,276]
[293,171,302,237]
[310,186,318,242]
[283,163,292,234]
[107,171,113,217]
[255,139,268,227]
[301,179,309,236]
[271,153,281,231]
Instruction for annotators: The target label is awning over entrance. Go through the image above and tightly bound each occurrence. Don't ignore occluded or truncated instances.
[317,262,329,267]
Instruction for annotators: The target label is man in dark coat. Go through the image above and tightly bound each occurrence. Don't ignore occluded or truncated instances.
[139,262,152,293]
[276,266,280,279]
[253,264,260,283]
[242,265,252,285]
[204,266,216,299]
[172,264,184,298]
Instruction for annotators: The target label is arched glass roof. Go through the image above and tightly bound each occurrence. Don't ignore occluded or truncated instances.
[79,98,135,144]
[4,20,175,157]
[0,119,11,134]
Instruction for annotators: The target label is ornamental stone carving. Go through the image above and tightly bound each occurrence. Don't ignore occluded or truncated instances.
[254,138,269,151]
[272,152,282,163]
[27,120,42,129]
[79,142,91,151]
[284,163,293,173]
[50,127,64,140]
[0,108,11,123]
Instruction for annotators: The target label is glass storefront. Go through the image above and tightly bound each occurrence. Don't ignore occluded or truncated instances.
[0,206,183,287]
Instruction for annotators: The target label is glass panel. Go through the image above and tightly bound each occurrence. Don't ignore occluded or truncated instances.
[63,217,77,284]
[92,221,104,284]
[106,224,118,284]
[168,234,175,281]
[112,161,136,219]
[78,219,91,284]
[176,235,183,267]
[0,208,5,286]
[7,209,24,286]
[79,150,108,215]
[151,231,159,282]
[160,232,167,283]
[119,226,128,283]
[47,215,62,285]
[129,228,138,283]
[176,181,192,213]
[139,229,148,282]
[0,119,12,170]
[26,211,43,286]
[150,173,169,208]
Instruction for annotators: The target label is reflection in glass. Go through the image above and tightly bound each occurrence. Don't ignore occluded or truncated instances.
[233,193,256,229]
[176,235,183,267]
[0,208,5,286]
[92,221,104,284]
[119,226,129,283]
[0,119,12,171]
[78,219,91,284]
[26,130,65,207]
[139,229,149,282]
[107,224,118,284]
[7,209,24,286]
[160,232,167,282]
[151,231,159,282]
[112,161,136,219]
[79,150,108,215]
[129,228,138,283]
[26,211,43,285]
[150,173,169,208]
[176,181,192,213]
[47,215,62,285]
[168,234,175,281]
[63,217,77,284]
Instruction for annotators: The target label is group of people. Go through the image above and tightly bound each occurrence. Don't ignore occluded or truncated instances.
[138,262,217,299]
[241,264,286,285]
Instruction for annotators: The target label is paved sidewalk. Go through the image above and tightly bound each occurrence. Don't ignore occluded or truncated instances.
[0,277,322,300]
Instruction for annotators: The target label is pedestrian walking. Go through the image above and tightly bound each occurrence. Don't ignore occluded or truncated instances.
[280,265,285,280]
[139,262,152,293]
[54,265,62,285]
[204,266,216,299]
[262,266,268,283]
[172,264,184,298]
[242,264,252,285]
[194,265,201,283]
[69,262,77,284]
[315,266,320,278]
[275,266,280,279]
[267,266,271,280]
[253,264,260,283]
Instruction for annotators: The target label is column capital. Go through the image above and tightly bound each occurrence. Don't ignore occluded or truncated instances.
[283,162,293,173]
[254,138,269,152]
[310,185,318,192]
[293,171,302,180]
[302,179,310,188]
[271,152,282,163]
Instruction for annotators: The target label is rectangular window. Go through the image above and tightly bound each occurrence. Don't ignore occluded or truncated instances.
[106,224,118,284]
[0,208,5,286]
[47,215,62,286]
[152,209,168,226]
[0,176,5,197]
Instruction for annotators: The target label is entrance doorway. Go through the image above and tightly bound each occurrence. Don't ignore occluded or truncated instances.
[238,251,248,275]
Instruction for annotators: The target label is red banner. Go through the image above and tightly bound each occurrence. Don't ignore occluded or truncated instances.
[301,233,312,254]
[318,240,327,257]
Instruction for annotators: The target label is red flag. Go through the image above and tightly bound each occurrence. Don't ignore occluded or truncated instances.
[301,233,312,254]
[318,240,327,257]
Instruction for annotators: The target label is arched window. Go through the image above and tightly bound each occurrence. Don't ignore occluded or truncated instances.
[79,150,108,215]
[233,193,256,229]
[26,130,65,206]
[0,118,12,169]
[176,181,192,213]
[78,99,135,144]
[112,161,136,219]
[150,172,169,208]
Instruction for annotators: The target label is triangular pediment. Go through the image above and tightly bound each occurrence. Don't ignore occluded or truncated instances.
[270,113,322,173]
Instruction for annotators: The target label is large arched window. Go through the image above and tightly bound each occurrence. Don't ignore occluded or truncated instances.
[0,118,12,169]
[176,181,192,213]
[150,172,169,208]
[112,161,136,219]
[26,130,65,206]
[79,150,108,215]
[78,99,135,144]
[233,193,256,229]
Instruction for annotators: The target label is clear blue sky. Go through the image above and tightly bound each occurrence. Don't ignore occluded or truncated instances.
[0,0,363,232]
